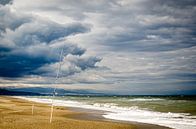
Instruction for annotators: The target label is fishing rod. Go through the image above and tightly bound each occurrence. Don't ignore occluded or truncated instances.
[49,48,64,123]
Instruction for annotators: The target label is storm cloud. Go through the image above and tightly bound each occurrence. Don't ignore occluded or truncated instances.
[0,0,195,94]
[0,3,100,77]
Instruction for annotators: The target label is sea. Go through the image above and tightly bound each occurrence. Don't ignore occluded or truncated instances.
[17,96,196,129]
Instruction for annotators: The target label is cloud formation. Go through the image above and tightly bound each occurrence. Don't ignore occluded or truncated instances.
[0,3,100,77]
[0,0,195,94]
[0,0,12,5]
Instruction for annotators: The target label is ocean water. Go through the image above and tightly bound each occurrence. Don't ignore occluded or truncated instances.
[17,96,196,129]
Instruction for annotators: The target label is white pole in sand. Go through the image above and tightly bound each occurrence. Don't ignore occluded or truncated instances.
[49,48,64,123]
[49,104,54,123]
[32,104,34,115]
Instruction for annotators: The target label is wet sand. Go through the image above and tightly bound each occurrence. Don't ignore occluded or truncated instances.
[0,96,171,129]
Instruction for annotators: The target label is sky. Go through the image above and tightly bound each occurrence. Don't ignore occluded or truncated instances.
[0,0,196,95]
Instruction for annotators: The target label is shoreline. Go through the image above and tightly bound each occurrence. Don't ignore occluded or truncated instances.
[66,106,171,129]
[0,96,171,129]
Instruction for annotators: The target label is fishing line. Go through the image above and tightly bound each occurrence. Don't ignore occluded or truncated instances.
[49,48,64,123]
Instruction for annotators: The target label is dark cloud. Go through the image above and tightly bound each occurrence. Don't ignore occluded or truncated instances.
[0,43,87,77]
[1,21,90,47]
[0,4,100,78]
[0,5,31,32]
[0,0,12,5]
[67,55,101,70]
[0,0,195,94]
[10,0,196,52]
[81,0,196,52]
[34,55,102,77]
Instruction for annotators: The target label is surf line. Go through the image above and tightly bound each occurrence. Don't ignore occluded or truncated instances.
[50,48,64,123]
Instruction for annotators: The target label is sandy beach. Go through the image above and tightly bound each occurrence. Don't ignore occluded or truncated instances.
[0,96,171,129]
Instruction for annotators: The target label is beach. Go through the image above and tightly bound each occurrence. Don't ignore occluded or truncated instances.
[14,96,196,129]
[0,96,171,129]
